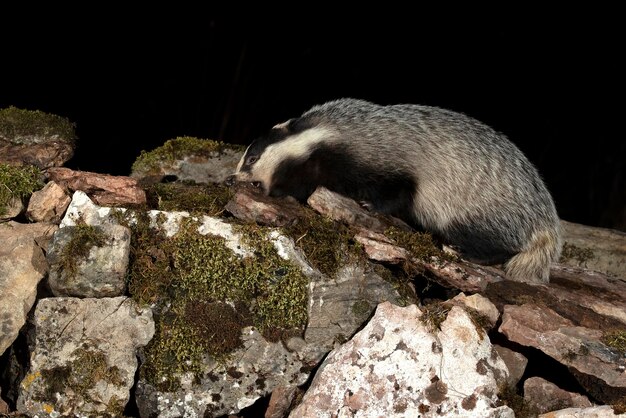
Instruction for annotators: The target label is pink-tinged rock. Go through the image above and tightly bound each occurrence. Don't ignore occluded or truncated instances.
[493,345,528,388]
[47,167,146,206]
[26,180,71,223]
[0,196,23,221]
[0,140,74,169]
[452,292,500,328]
[499,303,626,404]
[539,405,626,417]
[0,221,58,356]
[265,386,298,418]
[290,302,514,418]
[524,376,591,414]
[225,183,302,226]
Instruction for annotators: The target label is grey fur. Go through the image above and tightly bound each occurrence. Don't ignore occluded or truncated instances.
[231,98,562,283]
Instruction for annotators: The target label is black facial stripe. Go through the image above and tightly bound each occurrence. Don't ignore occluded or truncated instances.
[243,116,317,167]
[269,143,418,222]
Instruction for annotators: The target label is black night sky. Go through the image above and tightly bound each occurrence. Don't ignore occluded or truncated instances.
[1,10,624,230]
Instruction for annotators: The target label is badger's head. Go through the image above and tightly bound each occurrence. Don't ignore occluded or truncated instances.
[226,117,334,200]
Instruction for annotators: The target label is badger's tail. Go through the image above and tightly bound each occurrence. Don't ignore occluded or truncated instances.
[504,226,563,284]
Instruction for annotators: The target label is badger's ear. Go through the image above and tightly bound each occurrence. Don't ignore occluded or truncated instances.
[289,116,317,134]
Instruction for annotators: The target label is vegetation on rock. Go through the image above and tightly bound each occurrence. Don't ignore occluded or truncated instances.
[0,106,76,144]
[0,163,43,215]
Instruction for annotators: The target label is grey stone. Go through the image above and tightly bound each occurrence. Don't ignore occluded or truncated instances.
[17,296,154,417]
[524,376,592,414]
[290,302,514,418]
[47,223,130,297]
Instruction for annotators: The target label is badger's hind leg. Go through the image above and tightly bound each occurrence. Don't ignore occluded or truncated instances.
[504,228,562,284]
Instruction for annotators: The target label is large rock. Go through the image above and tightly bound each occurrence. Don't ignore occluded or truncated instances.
[26,180,71,223]
[290,302,514,418]
[0,106,76,168]
[17,296,154,417]
[47,167,146,206]
[0,221,57,356]
[499,303,626,403]
[524,376,592,414]
[560,220,626,279]
[47,223,131,297]
[130,136,243,184]
[539,406,626,417]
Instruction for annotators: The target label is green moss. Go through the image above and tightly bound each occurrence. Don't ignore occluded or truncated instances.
[351,299,373,319]
[0,163,43,215]
[282,207,363,276]
[39,347,124,409]
[602,330,626,355]
[146,181,234,215]
[121,211,309,389]
[57,223,106,279]
[560,242,594,264]
[0,106,76,145]
[132,136,244,174]
[385,226,455,263]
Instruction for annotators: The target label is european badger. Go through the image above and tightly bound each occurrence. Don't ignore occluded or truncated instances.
[227,99,562,284]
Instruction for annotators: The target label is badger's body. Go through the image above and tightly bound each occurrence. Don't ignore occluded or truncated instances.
[229,99,562,283]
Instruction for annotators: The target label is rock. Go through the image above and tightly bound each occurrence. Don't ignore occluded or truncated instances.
[25,180,71,222]
[225,183,303,226]
[290,302,514,418]
[17,296,154,417]
[47,167,146,206]
[130,136,243,184]
[0,106,76,169]
[539,405,626,417]
[452,292,500,328]
[47,223,131,297]
[493,345,528,388]
[307,186,398,232]
[0,196,23,220]
[0,221,57,356]
[560,220,626,279]
[499,303,626,404]
[0,389,8,414]
[265,386,298,418]
[524,376,592,414]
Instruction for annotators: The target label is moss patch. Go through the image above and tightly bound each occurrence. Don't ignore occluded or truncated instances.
[57,223,106,279]
[560,242,594,264]
[385,226,455,263]
[0,106,76,145]
[132,136,244,175]
[145,181,233,215]
[120,211,308,390]
[419,301,452,331]
[0,163,43,215]
[602,329,626,355]
[282,207,363,276]
[39,347,124,412]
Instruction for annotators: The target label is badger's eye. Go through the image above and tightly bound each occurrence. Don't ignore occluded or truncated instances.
[246,155,258,165]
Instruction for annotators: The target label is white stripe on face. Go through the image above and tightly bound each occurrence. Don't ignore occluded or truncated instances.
[235,144,252,173]
[251,126,334,193]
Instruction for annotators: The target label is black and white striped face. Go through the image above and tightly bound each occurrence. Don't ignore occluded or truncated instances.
[228,117,333,196]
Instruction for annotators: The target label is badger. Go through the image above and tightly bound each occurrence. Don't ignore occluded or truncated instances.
[226,98,562,284]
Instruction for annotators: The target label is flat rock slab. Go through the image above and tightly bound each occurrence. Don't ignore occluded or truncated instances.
[0,221,57,356]
[561,220,626,279]
[290,302,514,418]
[499,303,626,403]
[524,376,591,414]
[47,167,146,206]
[17,296,154,417]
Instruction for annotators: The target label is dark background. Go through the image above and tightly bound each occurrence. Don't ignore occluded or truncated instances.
[1,11,624,230]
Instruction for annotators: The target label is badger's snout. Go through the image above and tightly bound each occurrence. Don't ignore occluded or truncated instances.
[224,174,262,189]
[224,175,237,187]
